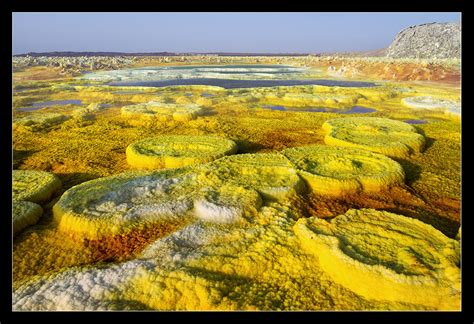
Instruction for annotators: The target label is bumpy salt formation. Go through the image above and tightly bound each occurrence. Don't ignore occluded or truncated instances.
[121,102,205,122]
[72,103,109,119]
[323,117,425,158]
[197,153,306,201]
[13,113,70,131]
[53,165,265,238]
[193,185,263,224]
[13,200,43,236]
[283,145,405,196]
[13,170,62,203]
[12,170,61,236]
[54,153,301,238]
[53,169,199,239]
[126,135,238,170]
[402,96,461,116]
[294,209,460,309]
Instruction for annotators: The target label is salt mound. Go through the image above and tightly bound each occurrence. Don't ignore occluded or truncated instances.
[323,117,425,158]
[402,96,461,117]
[13,200,43,236]
[198,153,305,201]
[52,169,198,239]
[12,257,228,310]
[194,185,262,224]
[13,113,70,131]
[294,209,460,309]
[13,170,62,203]
[283,145,405,196]
[12,259,153,310]
[53,167,264,238]
[121,102,205,122]
[126,135,237,170]
[13,204,460,310]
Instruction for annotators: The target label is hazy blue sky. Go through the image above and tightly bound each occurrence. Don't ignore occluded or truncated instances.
[12,13,460,54]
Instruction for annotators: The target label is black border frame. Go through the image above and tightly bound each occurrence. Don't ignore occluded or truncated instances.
[2,1,470,322]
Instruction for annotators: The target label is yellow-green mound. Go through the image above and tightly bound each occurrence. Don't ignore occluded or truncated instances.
[323,117,425,158]
[193,185,263,224]
[283,145,405,196]
[13,113,70,132]
[13,170,62,203]
[52,166,265,238]
[121,102,205,122]
[126,135,238,170]
[197,153,306,201]
[13,200,43,236]
[52,169,198,239]
[402,96,461,117]
[294,208,460,309]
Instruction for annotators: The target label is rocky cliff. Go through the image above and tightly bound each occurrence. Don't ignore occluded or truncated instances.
[386,22,461,59]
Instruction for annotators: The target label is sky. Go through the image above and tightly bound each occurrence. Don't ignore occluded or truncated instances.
[12,12,461,54]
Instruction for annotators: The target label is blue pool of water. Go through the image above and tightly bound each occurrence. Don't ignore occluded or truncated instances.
[141,64,296,70]
[16,107,44,112]
[112,91,146,94]
[404,119,428,124]
[17,100,83,112]
[33,100,82,107]
[261,105,376,114]
[110,78,377,89]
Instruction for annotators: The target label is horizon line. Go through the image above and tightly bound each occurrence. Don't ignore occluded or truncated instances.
[13,49,385,57]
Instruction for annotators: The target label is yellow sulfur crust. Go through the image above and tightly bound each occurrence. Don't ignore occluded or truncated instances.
[294,209,460,309]
[283,145,405,196]
[126,135,237,170]
[323,117,426,158]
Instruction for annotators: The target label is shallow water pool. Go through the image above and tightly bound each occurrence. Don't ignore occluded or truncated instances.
[404,119,428,124]
[17,100,83,112]
[261,105,376,114]
[110,78,377,89]
[112,91,146,95]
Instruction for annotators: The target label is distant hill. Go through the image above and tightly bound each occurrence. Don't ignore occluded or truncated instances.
[386,22,461,59]
[358,48,387,57]
[323,48,387,57]
[14,52,181,57]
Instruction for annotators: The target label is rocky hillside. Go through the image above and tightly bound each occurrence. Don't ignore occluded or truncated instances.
[386,22,461,59]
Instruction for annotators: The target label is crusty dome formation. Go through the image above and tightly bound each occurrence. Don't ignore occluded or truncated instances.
[126,135,237,170]
[13,113,70,132]
[13,170,62,203]
[121,102,205,122]
[283,145,405,196]
[197,153,306,201]
[12,170,62,236]
[402,96,460,117]
[13,200,43,236]
[294,208,460,309]
[323,117,425,158]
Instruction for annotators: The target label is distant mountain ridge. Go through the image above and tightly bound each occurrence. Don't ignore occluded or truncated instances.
[14,51,314,57]
[14,52,183,57]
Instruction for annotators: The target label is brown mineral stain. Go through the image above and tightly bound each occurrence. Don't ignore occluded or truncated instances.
[13,219,186,287]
